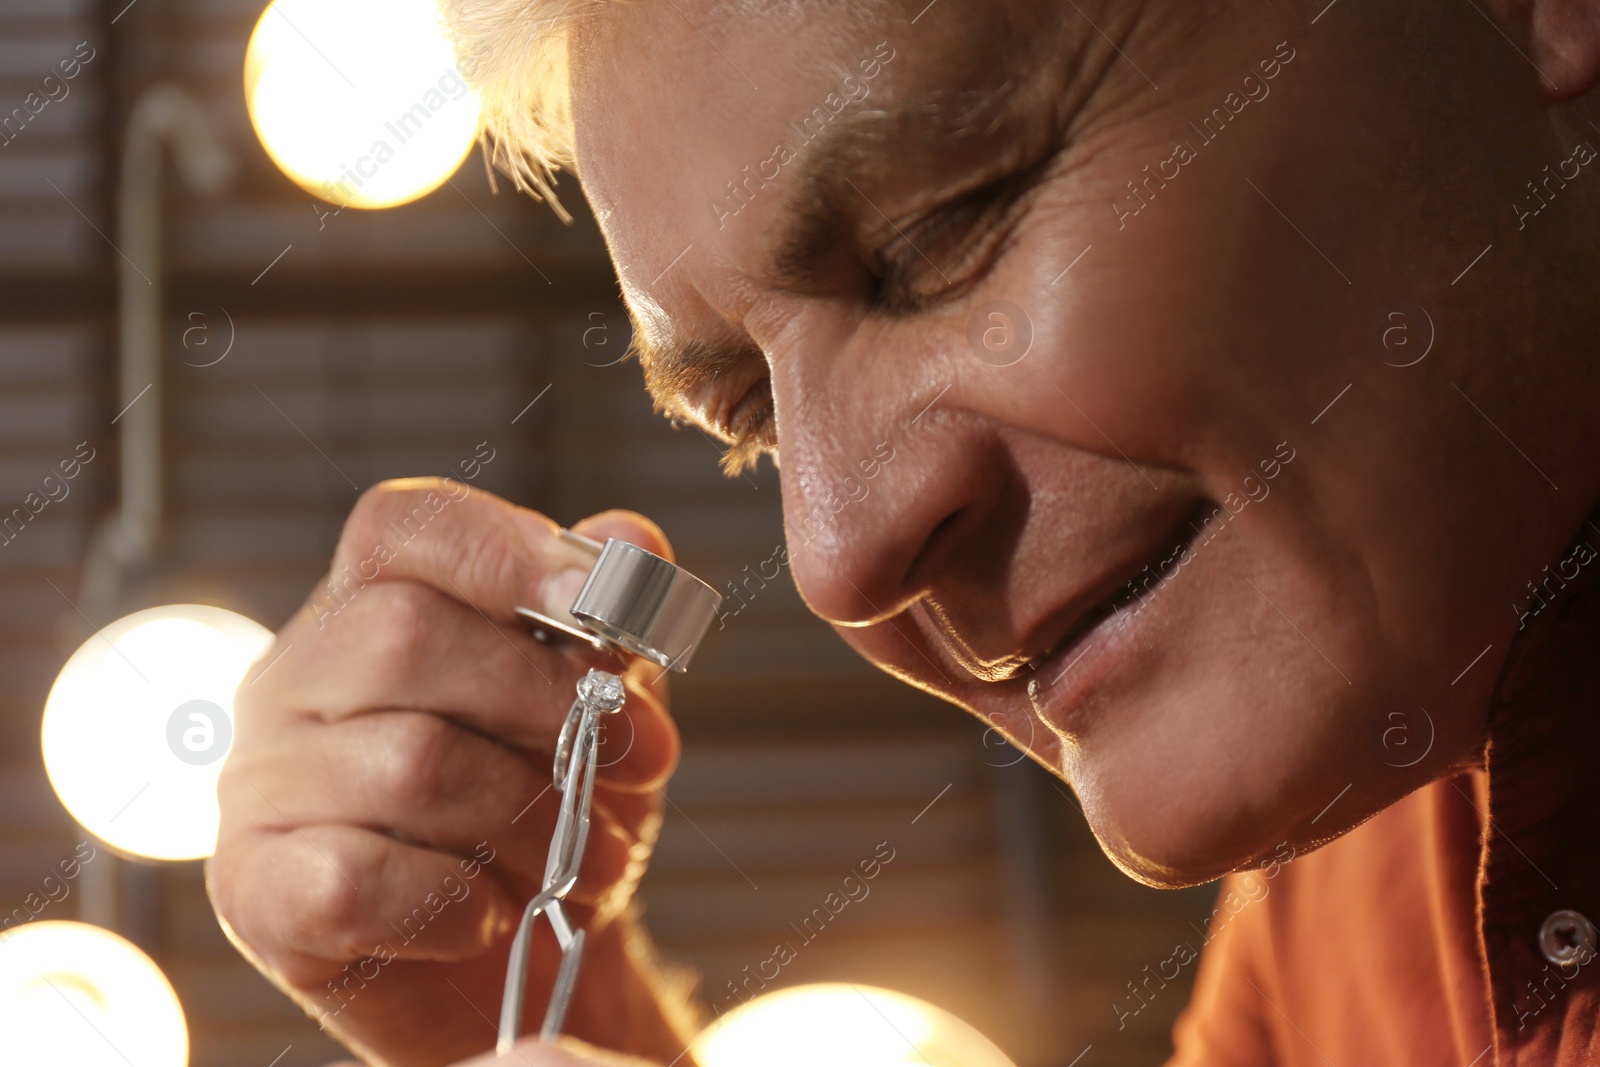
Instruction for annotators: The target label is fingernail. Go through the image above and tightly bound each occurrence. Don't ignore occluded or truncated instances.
[540,566,589,618]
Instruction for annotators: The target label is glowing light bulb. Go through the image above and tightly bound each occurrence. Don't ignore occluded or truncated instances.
[42,605,274,862]
[691,984,1017,1067]
[244,0,482,209]
[0,921,188,1067]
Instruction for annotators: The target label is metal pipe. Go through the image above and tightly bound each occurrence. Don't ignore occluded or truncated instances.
[75,85,232,931]
[79,85,232,625]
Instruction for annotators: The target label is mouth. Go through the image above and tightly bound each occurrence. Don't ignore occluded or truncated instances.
[1011,500,1211,695]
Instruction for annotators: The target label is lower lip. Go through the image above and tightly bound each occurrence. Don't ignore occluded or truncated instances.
[1023,603,1141,736]
[1023,535,1194,735]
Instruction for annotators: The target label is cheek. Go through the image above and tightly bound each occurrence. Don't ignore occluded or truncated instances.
[968,71,1404,483]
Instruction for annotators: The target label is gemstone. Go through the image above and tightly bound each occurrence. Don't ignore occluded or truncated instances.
[577,669,627,712]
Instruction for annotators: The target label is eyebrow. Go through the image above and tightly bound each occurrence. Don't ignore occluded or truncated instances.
[769,85,1034,288]
[631,81,1048,425]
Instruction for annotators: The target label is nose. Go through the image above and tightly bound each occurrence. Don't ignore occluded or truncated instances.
[780,386,1005,628]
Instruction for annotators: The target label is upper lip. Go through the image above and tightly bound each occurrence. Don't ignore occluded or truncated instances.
[927,499,1206,684]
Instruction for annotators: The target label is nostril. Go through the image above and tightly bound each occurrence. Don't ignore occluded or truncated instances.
[904,506,970,587]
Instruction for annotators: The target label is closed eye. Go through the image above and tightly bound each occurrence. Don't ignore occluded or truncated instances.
[715,172,1037,474]
[719,376,775,476]
[873,168,1040,314]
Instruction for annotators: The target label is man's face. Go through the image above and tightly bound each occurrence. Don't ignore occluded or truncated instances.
[568,0,1590,885]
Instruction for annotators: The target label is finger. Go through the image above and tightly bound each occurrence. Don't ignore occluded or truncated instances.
[251,581,679,788]
[207,823,517,991]
[324,479,583,625]
[226,710,640,904]
[264,579,569,735]
[276,576,674,784]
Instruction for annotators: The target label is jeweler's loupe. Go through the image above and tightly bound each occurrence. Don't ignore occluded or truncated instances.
[515,529,721,672]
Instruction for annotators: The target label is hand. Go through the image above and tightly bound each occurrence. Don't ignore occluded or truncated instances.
[321,1035,661,1067]
[208,480,685,1067]
[452,1036,664,1066]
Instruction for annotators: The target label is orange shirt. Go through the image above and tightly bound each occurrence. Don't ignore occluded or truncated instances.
[1170,527,1600,1066]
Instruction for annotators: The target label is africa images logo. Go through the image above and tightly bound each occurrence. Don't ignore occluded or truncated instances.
[166,700,233,766]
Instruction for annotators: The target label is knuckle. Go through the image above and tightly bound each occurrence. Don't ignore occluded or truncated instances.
[581,822,630,888]
[213,740,276,836]
[203,849,246,933]
[205,832,368,982]
[334,479,539,615]
[212,760,249,832]
[364,582,435,679]
[338,478,450,565]
[230,667,268,725]
[226,677,277,759]
[341,480,404,555]
[285,835,369,949]
[374,713,456,812]
[450,524,513,597]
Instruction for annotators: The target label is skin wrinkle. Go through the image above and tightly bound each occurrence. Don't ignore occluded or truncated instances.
[567,0,1600,893]
[630,87,1058,437]
[769,89,1047,290]
[625,6,1091,453]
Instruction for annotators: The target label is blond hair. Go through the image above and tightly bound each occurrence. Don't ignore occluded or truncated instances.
[438,0,598,221]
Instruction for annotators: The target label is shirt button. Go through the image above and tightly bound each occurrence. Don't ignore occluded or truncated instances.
[1538,910,1598,967]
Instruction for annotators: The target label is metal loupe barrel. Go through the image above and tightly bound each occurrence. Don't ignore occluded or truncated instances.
[569,539,720,671]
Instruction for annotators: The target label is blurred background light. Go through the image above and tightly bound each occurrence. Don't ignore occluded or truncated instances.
[244,0,482,209]
[0,921,188,1067]
[692,984,1018,1067]
[41,605,274,862]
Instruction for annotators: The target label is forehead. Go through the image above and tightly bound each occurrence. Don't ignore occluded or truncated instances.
[566,0,1064,338]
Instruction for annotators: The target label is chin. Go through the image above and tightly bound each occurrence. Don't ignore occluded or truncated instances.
[1054,658,1380,891]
